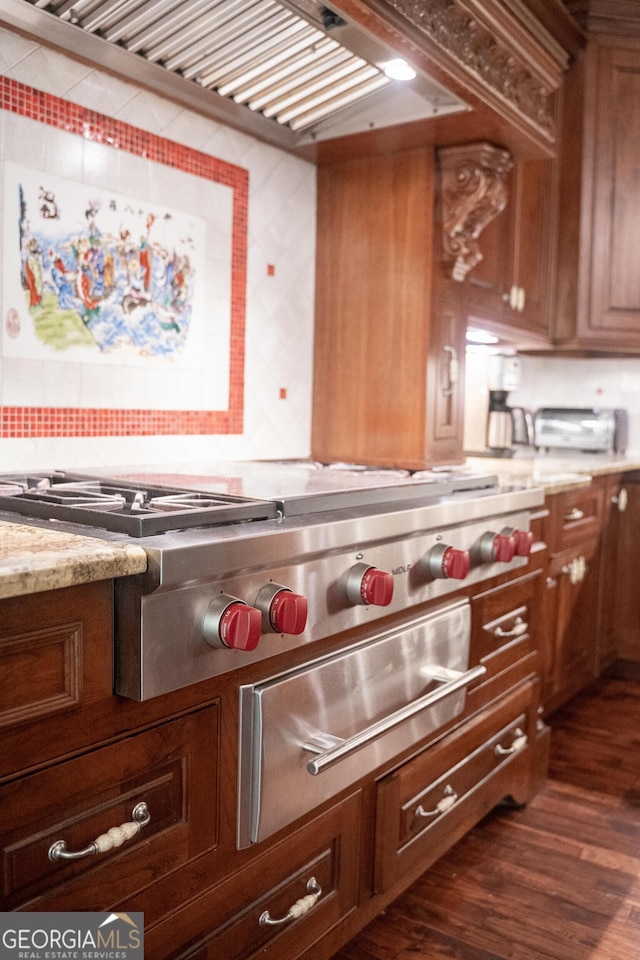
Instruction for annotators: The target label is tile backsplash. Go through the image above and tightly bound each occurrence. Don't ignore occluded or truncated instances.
[466,352,640,456]
[0,28,316,471]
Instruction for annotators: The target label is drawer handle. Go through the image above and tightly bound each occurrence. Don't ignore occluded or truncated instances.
[563,507,585,522]
[48,801,150,862]
[494,616,528,639]
[259,877,322,927]
[415,784,458,818]
[494,728,527,756]
[304,664,486,776]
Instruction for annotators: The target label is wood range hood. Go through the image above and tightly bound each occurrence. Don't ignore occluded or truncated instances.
[1,0,583,162]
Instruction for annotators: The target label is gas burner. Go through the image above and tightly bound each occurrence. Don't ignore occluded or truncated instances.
[0,473,277,536]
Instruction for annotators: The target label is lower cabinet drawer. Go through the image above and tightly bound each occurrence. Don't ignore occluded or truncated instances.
[374,683,536,892]
[150,791,361,960]
[1,706,218,912]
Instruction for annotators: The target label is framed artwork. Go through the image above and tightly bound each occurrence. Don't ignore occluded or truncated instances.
[0,77,248,437]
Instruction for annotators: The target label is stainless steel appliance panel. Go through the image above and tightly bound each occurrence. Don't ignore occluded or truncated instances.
[237,600,479,847]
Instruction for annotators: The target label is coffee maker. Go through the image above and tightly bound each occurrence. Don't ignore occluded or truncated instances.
[485,355,532,455]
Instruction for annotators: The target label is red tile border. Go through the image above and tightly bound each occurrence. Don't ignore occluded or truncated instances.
[0,77,247,437]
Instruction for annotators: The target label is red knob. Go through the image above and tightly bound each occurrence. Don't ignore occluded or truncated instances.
[424,543,470,580]
[513,529,534,557]
[346,562,394,606]
[269,589,308,634]
[219,602,262,650]
[203,595,262,650]
[478,530,516,563]
[361,567,394,605]
[493,533,516,563]
[441,546,471,579]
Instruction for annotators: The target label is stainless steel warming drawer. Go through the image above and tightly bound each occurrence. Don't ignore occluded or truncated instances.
[237,599,483,847]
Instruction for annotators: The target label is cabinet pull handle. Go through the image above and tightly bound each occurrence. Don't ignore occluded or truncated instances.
[495,728,527,756]
[415,784,458,818]
[494,616,528,639]
[441,344,459,396]
[259,877,322,927]
[564,507,585,522]
[562,556,587,584]
[48,801,150,862]
[303,664,486,775]
[612,488,628,512]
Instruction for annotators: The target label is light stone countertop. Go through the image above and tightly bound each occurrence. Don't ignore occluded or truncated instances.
[0,520,148,600]
[466,454,640,496]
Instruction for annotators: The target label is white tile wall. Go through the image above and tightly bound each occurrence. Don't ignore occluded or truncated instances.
[466,352,640,456]
[0,28,317,471]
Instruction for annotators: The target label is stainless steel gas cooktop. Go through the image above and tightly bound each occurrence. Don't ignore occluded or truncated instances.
[0,462,502,537]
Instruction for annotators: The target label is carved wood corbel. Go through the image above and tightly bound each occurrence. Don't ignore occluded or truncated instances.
[437,141,513,282]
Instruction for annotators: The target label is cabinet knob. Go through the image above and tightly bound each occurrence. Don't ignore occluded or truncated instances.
[561,556,587,584]
[612,488,628,512]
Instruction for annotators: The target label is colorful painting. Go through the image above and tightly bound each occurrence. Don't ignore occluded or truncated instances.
[6,163,206,363]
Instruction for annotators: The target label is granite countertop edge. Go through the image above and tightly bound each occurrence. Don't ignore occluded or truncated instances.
[0,519,148,600]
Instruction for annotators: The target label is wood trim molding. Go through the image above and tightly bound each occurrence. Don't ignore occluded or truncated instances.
[438,141,513,281]
[333,0,571,143]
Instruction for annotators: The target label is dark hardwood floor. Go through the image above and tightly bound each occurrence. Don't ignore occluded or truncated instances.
[332,677,640,960]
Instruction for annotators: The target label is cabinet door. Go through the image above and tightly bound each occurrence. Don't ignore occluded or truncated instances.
[0,707,219,914]
[510,160,555,339]
[461,160,554,344]
[548,537,600,708]
[596,475,625,673]
[374,682,537,893]
[610,476,640,664]
[148,792,361,960]
[586,42,640,344]
[425,297,466,465]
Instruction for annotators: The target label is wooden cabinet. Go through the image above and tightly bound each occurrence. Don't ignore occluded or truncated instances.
[596,473,626,673]
[452,159,556,345]
[540,482,607,713]
[149,792,361,960]
[0,707,218,913]
[375,681,538,893]
[311,148,466,469]
[555,21,640,350]
[608,473,640,669]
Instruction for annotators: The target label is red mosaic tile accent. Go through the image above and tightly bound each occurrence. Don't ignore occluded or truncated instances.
[0,77,248,438]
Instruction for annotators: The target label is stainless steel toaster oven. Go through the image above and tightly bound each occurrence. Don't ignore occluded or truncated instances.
[533,407,628,454]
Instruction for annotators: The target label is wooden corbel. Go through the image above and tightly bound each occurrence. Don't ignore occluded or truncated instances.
[437,142,513,282]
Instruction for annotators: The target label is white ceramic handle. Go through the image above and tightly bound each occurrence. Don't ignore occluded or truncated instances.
[259,877,322,926]
[415,784,458,818]
[495,728,528,756]
[48,802,150,861]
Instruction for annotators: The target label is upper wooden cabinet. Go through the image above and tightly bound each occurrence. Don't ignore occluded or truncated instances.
[554,20,640,350]
[311,147,466,469]
[438,145,556,345]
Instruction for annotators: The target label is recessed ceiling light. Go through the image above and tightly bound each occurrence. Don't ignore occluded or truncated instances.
[382,59,416,81]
